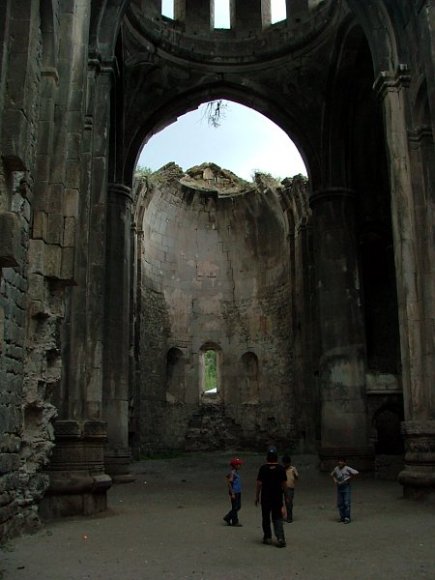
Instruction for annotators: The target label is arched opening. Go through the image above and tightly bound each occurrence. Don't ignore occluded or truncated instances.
[214,0,230,29]
[132,98,307,452]
[200,346,220,398]
[162,0,174,19]
[271,0,286,24]
[240,352,260,404]
[166,347,185,402]
[138,100,307,180]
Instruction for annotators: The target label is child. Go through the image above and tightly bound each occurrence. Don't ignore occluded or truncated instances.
[330,457,359,523]
[223,457,243,527]
[282,455,299,522]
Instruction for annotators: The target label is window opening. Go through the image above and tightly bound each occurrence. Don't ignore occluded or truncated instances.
[203,349,218,394]
[162,0,174,19]
[214,0,231,29]
[271,0,286,23]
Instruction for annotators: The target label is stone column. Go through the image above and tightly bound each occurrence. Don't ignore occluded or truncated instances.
[37,1,114,519]
[310,188,372,470]
[179,0,214,31]
[39,420,111,518]
[143,0,162,20]
[103,183,134,482]
[374,68,435,499]
[286,0,309,24]
[230,0,268,31]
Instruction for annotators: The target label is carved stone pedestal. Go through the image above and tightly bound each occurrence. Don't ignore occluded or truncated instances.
[105,447,135,484]
[398,421,435,501]
[39,420,112,519]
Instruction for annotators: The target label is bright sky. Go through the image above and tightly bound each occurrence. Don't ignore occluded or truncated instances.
[161,0,287,25]
[140,1,305,181]
[138,102,307,181]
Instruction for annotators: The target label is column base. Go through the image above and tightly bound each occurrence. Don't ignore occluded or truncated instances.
[39,420,112,520]
[398,420,435,501]
[319,446,374,472]
[105,447,135,484]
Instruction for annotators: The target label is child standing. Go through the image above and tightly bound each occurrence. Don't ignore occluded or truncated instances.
[282,455,299,522]
[223,457,243,527]
[330,457,359,523]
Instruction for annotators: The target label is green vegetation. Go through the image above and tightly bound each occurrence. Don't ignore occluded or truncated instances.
[204,350,217,392]
[135,164,153,178]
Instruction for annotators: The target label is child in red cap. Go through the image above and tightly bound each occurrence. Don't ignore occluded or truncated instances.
[223,457,243,527]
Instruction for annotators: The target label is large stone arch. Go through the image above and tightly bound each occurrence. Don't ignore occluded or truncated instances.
[344,0,400,74]
[124,83,316,188]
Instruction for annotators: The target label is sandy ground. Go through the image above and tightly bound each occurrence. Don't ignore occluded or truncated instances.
[1,452,435,580]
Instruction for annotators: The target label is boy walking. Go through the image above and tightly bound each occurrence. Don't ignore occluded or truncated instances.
[330,457,359,523]
[223,457,243,526]
[282,455,299,522]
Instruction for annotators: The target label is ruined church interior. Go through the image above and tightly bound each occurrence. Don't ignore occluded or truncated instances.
[0,0,434,540]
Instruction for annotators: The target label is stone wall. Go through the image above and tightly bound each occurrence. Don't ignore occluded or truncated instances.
[135,165,298,453]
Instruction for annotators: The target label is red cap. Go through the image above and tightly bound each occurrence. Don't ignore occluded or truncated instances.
[230,457,243,467]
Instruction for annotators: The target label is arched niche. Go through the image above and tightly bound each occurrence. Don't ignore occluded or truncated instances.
[373,405,404,455]
[166,347,186,402]
[240,352,260,404]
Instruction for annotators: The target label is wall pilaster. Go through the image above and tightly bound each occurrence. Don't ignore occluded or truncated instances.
[103,183,134,482]
[310,188,372,470]
[374,67,435,498]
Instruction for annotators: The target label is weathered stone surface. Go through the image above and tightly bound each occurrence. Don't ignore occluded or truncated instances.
[0,211,21,267]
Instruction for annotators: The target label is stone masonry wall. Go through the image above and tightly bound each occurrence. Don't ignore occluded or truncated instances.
[0,3,63,541]
[136,166,297,453]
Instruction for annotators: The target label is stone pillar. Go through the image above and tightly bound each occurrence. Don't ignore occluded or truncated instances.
[310,188,372,470]
[39,420,111,519]
[179,0,214,31]
[143,0,162,20]
[286,0,309,24]
[103,184,134,482]
[230,0,268,31]
[374,68,435,499]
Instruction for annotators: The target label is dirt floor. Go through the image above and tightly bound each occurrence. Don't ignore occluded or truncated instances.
[1,452,435,580]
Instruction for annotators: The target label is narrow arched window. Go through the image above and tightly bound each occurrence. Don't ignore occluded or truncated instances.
[162,0,174,19]
[204,349,217,394]
[214,0,231,29]
[200,344,221,399]
[271,0,286,23]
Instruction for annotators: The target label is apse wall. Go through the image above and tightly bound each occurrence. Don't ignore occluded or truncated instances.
[136,167,295,452]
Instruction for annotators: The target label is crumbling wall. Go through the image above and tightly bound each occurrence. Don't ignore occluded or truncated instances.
[136,165,297,453]
[0,3,62,539]
[0,171,57,540]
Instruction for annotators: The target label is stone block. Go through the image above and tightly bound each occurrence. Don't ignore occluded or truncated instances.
[1,110,28,162]
[60,246,75,281]
[63,216,76,247]
[0,435,21,453]
[0,211,21,267]
[0,453,20,475]
[46,213,64,245]
[64,189,79,217]
[32,211,47,239]
[65,159,81,189]
[0,405,22,432]
[43,243,62,279]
